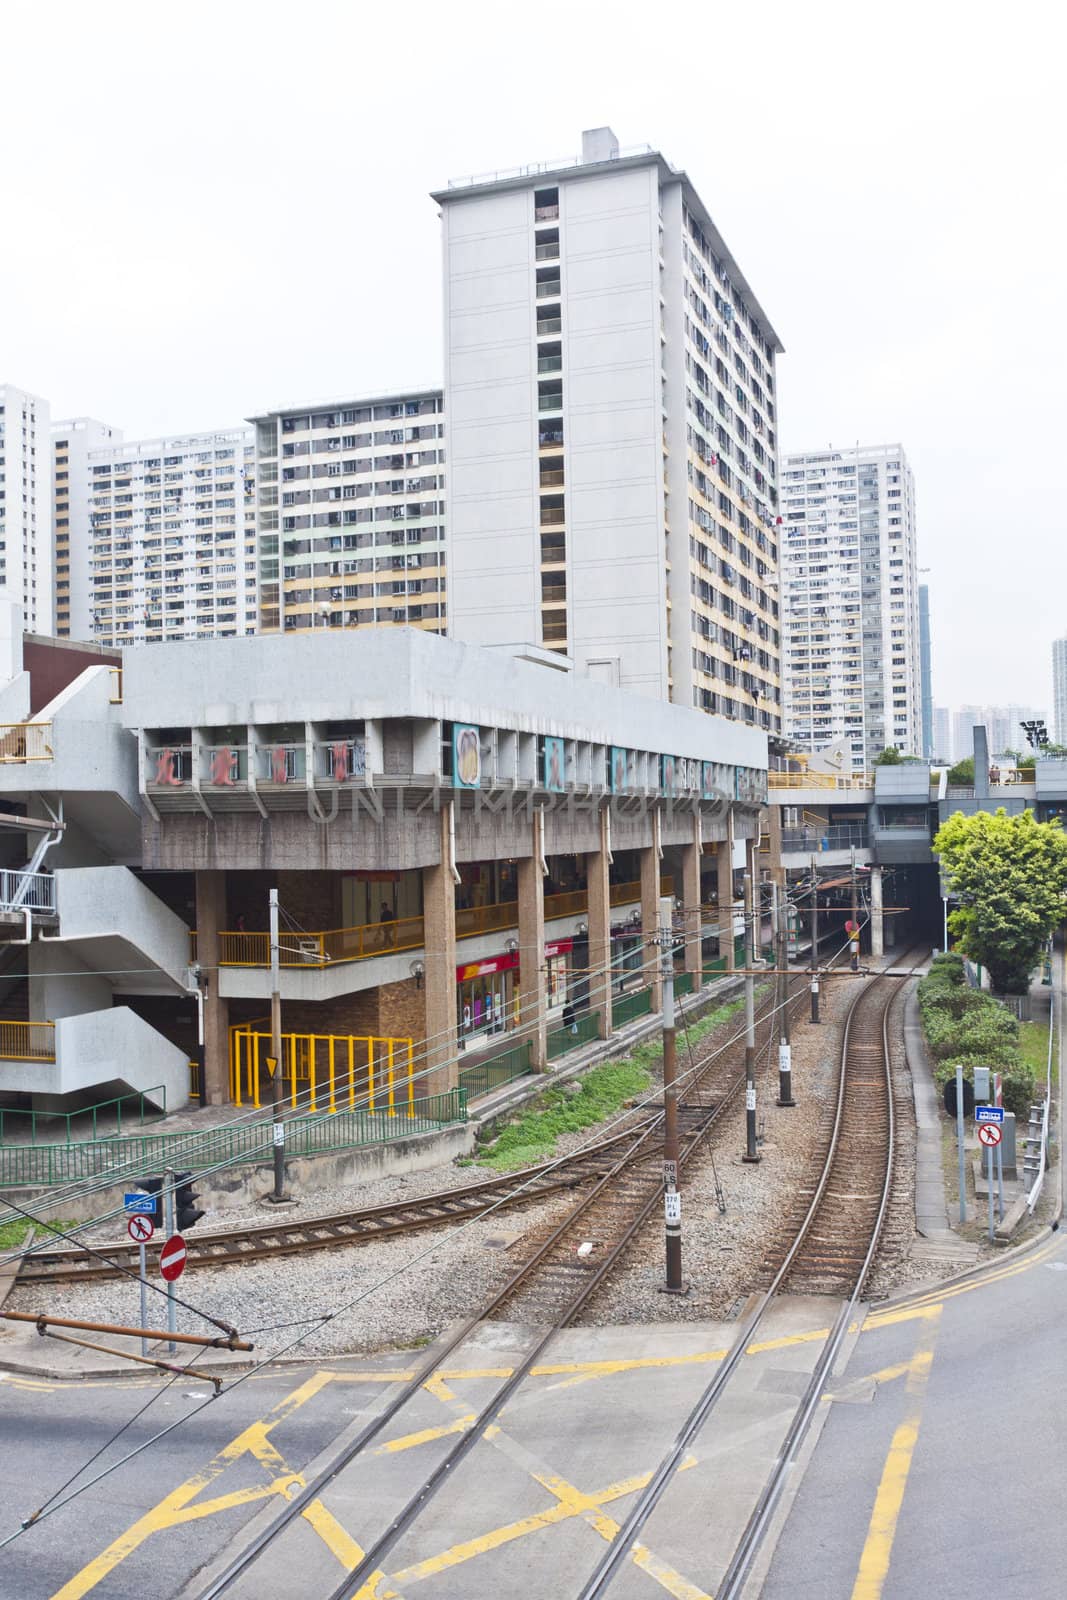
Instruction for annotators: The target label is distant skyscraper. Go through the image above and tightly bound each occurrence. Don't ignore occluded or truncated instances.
[0,382,53,633]
[1054,638,1067,745]
[919,583,933,758]
[933,705,952,763]
[780,443,920,769]
[52,417,122,639]
[951,703,1046,762]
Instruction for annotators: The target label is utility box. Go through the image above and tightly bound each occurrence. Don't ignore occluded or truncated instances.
[974,1067,991,1101]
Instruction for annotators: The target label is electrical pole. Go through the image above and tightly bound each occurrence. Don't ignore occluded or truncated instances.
[267,888,289,1204]
[742,868,759,1163]
[809,855,820,1023]
[163,1168,177,1353]
[659,895,684,1292]
[850,845,860,971]
[774,880,795,1106]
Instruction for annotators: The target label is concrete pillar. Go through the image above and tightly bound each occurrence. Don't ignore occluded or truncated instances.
[871,865,884,958]
[421,803,458,1096]
[586,812,613,1039]
[640,842,662,1012]
[517,834,547,1068]
[195,870,229,1106]
[681,814,702,982]
[767,800,786,891]
[716,808,735,970]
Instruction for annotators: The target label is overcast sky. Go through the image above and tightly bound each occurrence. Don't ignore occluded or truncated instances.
[3,0,1064,713]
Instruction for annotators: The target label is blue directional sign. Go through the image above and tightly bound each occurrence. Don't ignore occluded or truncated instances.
[124,1192,157,1213]
[975,1106,1005,1124]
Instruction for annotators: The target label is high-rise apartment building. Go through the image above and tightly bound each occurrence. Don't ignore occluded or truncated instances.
[435,127,782,729]
[780,443,920,769]
[952,703,1045,759]
[252,391,446,634]
[0,382,53,633]
[52,417,122,639]
[1053,639,1067,746]
[87,428,257,646]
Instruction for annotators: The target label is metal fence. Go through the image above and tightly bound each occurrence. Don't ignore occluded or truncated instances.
[0,1087,468,1189]
[547,1011,601,1061]
[613,988,653,1027]
[459,1041,533,1101]
[0,1086,166,1145]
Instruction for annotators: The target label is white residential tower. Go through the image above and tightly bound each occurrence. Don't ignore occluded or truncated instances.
[780,443,920,769]
[0,382,53,633]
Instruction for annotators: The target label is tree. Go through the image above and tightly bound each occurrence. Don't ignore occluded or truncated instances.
[946,756,974,785]
[933,808,1067,993]
[875,746,903,765]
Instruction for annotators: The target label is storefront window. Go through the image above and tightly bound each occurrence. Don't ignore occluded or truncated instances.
[457,971,515,1046]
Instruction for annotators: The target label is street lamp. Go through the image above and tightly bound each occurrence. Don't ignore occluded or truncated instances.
[1021,719,1048,751]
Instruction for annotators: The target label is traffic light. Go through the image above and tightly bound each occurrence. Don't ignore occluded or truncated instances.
[174,1172,205,1231]
[139,1176,164,1228]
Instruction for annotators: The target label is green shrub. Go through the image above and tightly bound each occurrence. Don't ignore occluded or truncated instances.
[932,1059,1035,1121]
[922,1001,1018,1063]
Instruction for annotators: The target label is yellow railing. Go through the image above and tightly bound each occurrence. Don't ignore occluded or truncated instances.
[0,723,54,763]
[200,877,680,972]
[769,771,873,790]
[228,1026,416,1115]
[0,1020,56,1061]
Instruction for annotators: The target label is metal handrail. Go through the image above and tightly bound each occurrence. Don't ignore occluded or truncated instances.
[0,1020,56,1061]
[0,723,54,763]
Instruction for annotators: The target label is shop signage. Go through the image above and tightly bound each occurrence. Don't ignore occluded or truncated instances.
[735,767,768,805]
[544,736,566,793]
[661,754,676,794]
[610,747,629,793]
[453,724,481,789]
[456,952,520,982]
[545,938,573,958]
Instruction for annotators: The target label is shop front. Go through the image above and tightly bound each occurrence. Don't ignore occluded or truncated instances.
[456,952,519,1049]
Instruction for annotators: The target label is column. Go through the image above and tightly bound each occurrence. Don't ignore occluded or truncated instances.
[586,812,612,1039]
[716,808,735,970]
[681,815,702,982]
[746,834,760,961]
[870,865,884,958]
[517,834,547,1068]
[195,870,229,1106]
[640,841,662,1012]
[421,803,458,1096]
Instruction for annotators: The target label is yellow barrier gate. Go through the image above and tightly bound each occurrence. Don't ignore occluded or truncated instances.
[228,1026,416,1116]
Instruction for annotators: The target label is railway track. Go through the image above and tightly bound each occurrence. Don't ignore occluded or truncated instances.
[577,951,916,1600]
[16,971,803,1290]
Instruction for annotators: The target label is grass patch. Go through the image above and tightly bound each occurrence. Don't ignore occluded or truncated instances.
[1018,1019,1058,1088]
[474,985,767,1173]
[0,1217,78,1250]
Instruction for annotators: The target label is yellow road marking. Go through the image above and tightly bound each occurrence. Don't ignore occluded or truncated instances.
[850,1310,941,1600]
[867,1238,1062,1326]
[378,1414,475,1453]
[302,1498,366,1571]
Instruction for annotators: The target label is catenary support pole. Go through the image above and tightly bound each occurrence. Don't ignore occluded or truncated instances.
[850,846,860,971]
[659,896,684,1292]
[774,880,795,1107]
[809,855,820,1024]
[268,888,288,1203]
[742,870,759,1162]
[138,1238,148,1358]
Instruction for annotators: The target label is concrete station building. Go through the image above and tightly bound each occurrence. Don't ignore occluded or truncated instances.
[0,622,766,1118]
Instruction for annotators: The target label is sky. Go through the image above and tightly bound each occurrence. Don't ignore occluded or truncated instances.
[2,0,1064,712]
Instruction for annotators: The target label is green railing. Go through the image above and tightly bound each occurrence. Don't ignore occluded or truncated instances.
[613,988,653,1026]
[0,1087,468,1189]
[547,1010,601,1061]
[459,1040,533,1102]
[0,1086,167,1145]
[703,936,748,977]
[674,972,695,998]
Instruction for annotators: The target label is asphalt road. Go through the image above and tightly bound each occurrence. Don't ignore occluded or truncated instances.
[762,1225,1067,1599]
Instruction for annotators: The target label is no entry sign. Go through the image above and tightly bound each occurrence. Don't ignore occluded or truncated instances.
[978,1123,1002,1148]
[159,1234,188,1281]
[127,1215,154,1244]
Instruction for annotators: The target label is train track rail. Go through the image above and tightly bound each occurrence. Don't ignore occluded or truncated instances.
[16,972,802,1291]
[577,951,917,1600]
